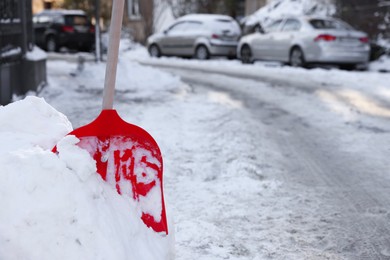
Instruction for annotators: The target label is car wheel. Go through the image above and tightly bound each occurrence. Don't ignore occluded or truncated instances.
[195,45,209,60]
[148,44,161,58]
[240,45,253,64]
[45,36,57,52]
[290,47,306,68]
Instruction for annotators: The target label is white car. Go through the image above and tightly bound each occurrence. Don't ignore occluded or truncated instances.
[147,14,241,60]
[238,16,370,69]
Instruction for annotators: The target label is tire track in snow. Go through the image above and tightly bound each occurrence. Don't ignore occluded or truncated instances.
[169,69,390,260]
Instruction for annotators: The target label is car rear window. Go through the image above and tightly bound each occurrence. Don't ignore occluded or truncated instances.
[215,19,232,23]
[211,19,240,34]
[65,15,89,26]
[309,19,352,30]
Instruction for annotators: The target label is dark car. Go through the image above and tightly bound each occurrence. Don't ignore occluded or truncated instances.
[33,9,94,52]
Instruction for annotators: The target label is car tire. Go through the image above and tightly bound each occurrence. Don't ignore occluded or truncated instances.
[148,44,161,58]
[194,45,209,60]
[240,45,253,64]
[45,36,58,52]
[290,47,306,68]
[339,64,357,71]
[83,44,94,52]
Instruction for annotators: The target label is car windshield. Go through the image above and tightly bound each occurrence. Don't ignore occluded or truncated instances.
[265,19,283,32]
[65,15,89,26]
[309,19,353,30]
[33,15,51,23]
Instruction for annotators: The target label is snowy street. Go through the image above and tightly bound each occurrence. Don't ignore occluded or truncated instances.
[150,62,390,259]
[1,0,390,258]
[13,45,388,259]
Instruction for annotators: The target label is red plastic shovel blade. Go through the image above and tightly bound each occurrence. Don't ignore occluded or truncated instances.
[64,109,167,234]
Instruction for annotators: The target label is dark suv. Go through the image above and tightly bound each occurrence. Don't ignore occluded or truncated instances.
[33,9,94,52]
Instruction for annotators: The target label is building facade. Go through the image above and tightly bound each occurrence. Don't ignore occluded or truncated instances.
[125,0,154,44]
[32,0,64,14]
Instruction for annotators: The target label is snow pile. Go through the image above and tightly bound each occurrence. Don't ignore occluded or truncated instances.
[370,54,390,72]
[116,59,181,97]
[244,0,336,26]
[67,41,183,100]
[0,96,173,260]
[0,96,72,152]
[370,40,390,72]
[26,46,47,61]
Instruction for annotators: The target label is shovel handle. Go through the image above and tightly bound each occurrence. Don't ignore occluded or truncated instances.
[102,0,125,110]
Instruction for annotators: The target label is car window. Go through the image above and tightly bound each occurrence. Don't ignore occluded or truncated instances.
[309,19,352,30]
[282,19,301,31]
[34,15,51,24]
[52,15,64,24]
[266,19,283,32]
[65,15,89,26]
[168,22,188,33]
[210,19,240,34]
[185,21,203,31]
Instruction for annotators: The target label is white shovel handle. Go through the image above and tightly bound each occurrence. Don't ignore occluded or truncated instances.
[102,0,125,110]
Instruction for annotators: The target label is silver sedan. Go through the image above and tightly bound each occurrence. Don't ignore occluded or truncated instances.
[238,16,370,69]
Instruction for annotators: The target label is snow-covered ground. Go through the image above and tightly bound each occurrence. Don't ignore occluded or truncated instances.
[1,38,390,259]
[0,60,175,259]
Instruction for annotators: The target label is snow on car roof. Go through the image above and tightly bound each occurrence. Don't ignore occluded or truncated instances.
[36,9,86,16]
[178,14,234,22]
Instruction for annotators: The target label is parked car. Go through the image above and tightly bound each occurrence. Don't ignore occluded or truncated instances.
[33,10,95,52]
[237,16,370,69]
[147,14,241,60]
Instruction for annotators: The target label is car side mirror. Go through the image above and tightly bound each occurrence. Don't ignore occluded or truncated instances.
[254,25,265,34]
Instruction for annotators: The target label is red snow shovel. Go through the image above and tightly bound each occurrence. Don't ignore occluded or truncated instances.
[55,0,168,234]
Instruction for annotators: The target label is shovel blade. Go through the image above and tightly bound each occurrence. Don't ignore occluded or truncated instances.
[66,110,168,234]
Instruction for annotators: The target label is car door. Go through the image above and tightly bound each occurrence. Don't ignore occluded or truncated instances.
[273,18,302,62]
[33,14,52,46]
[252,19,284,60]
[159,22,188,56]
[179,21,203,56]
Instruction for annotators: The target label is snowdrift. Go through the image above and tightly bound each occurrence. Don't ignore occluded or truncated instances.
[0,96,174,260]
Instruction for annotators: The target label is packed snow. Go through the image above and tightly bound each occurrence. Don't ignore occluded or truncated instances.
[0,97,173,259]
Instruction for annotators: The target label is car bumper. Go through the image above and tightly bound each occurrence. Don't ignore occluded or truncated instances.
[306,44,370,64]
[209,45,237,57]
[209,40,238,57]
[58,33,94,47]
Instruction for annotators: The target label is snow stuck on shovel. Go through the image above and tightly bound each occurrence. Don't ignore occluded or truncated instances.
[0,96,174,260]
[77,136,164,223]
